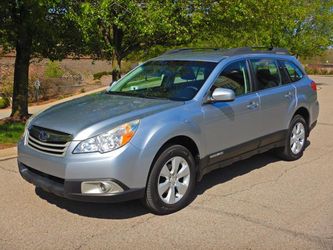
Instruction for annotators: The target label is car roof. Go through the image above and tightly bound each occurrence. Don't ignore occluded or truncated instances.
[151,47,292,63]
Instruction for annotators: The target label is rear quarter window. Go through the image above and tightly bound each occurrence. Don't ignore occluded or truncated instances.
[281,61,304,82]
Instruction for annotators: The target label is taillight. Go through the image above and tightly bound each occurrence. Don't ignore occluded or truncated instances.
[310,81,317,91]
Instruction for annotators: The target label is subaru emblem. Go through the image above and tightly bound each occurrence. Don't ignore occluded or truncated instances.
[38,130,49,142]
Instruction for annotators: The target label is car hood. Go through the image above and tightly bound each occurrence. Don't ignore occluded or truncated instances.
[31,92,183,139]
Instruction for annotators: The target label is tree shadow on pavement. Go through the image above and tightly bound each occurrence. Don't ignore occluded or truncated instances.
[35,141,310,219]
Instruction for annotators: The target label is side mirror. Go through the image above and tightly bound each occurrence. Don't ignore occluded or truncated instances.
[210,88,235,102]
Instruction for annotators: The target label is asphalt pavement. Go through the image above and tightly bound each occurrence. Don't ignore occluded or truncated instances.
[0,76,332,249]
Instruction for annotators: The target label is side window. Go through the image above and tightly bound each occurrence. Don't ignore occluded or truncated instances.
[277,61,291,84]
[251,59,281,90]
[281,61,303,82]
[213,60,250,96]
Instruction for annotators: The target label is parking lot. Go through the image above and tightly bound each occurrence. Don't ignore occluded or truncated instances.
[0,76,332,249]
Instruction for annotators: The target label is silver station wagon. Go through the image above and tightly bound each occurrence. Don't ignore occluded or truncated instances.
[18,47,319,214]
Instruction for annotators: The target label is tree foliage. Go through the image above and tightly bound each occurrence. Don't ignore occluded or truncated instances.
[0,0,332,120]
[197,0,333,57]
[69,0,209,79]
[0,0,83,119]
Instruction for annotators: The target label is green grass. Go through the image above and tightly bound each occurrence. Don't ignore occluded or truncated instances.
[0,121,25,147]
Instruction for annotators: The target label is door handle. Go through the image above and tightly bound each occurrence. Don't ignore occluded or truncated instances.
[284,91,293,98]
[246,102,259,110]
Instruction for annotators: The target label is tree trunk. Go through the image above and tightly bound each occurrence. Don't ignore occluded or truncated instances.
[11,37,32,120]
[111,25,123,81]
[111,58,122,81]
[111,53,120,82]
[116,57,122,79]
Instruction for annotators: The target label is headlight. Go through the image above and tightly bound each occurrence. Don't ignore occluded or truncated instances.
[73,120,140,154]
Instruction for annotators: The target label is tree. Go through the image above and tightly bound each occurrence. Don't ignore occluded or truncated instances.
[69,0,209,80]
[195,0,333,57]
[0,0,83,119]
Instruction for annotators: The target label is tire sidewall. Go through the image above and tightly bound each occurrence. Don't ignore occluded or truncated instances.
[146,145,196,214]
[285,115,308,160]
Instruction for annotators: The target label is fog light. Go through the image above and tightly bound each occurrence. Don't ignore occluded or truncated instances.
[99,182,111,192]
[81,181,123,194]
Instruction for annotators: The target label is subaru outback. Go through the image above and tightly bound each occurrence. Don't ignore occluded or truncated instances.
[18,47,319,214]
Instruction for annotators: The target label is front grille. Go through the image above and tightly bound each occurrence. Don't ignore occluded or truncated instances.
[27,126,72,156]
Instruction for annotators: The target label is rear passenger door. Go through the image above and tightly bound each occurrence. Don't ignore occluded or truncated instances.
[250,58,297,139]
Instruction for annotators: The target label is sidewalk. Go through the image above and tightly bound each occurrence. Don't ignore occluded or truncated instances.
[0,147,17,161]
[0,86,107,160]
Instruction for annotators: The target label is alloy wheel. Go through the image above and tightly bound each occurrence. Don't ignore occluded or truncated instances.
[290,122,305,154]
[157,156,191,204]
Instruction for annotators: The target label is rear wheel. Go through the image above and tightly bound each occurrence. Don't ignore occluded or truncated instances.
[143,145,196,214]
[276,115,308,161]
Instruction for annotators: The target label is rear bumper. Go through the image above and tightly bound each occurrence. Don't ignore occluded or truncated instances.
[18,162,144,203]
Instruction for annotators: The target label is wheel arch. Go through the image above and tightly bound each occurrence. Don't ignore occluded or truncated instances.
[145,135,200,188]
[162,136,199,159]
[293,107,310,128]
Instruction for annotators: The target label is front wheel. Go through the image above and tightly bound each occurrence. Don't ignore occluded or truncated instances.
[143,145,196,214]
[276,115,308,161]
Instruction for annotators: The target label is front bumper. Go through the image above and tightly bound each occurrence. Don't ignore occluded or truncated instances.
[18,138,150,188]
[18,162,144,203]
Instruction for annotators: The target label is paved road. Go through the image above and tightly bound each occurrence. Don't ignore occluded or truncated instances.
[0,76,332,249]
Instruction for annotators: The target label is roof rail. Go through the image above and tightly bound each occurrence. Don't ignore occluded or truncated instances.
[163,48,221,55]
[215,47,290,56]
[163,47,290,56]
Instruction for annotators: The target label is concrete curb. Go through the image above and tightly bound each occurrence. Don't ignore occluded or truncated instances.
[0,147,17,161]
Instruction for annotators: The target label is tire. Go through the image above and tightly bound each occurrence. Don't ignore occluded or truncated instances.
[143,144,196,215]
[276,114,308,161]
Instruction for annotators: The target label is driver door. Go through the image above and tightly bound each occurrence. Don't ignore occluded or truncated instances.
[201,60,262,165]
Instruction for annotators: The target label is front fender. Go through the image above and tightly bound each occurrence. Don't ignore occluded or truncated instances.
[128,105,205,186]
[131,117,205,157]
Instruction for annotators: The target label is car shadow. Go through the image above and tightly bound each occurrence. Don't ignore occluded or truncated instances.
[35,188,148,219]
[194,152,280,197]
[35,141,310,219]
[194,140,310,198]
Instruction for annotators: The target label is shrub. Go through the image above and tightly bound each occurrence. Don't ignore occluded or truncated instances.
[93,71,112,80]
[45,61,64,78]
[304,65,333,75]
[304,66,314,75]
[0,97,10,109]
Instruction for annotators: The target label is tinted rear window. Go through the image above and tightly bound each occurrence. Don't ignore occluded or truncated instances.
[280,61,304,82]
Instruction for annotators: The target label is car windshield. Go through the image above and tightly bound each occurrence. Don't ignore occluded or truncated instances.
[107,60,217,101]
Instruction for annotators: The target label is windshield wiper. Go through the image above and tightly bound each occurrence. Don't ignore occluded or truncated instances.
[106,91,137,97]
[106,90,170,100]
